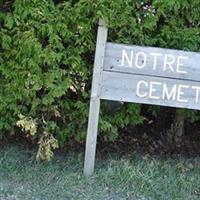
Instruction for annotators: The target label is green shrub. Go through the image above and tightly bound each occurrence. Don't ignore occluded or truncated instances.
[1,0,200,159]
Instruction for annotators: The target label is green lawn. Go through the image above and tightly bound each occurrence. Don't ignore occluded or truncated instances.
[0,144,199,200]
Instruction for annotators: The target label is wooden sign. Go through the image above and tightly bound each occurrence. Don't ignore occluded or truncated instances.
[84,19,200,176]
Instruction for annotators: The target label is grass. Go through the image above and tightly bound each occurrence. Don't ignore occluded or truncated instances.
[0,144,199,200]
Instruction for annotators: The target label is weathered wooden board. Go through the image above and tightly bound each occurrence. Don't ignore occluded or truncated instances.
[85,19,200,176]
[104,42,200,82]
[100,71,200,110]
[84,19,108,176]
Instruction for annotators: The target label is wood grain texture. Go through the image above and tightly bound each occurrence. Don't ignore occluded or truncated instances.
[100,71,200,110]
[104,42,200,82]
[84,19,108,176]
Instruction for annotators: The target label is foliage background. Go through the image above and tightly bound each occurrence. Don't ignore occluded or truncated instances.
[1,0,200,159]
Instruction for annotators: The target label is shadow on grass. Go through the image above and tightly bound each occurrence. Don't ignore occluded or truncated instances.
[0,142,199,200]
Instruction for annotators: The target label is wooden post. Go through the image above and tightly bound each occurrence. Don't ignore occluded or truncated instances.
[84,19,108,176]
[174,109,185,146]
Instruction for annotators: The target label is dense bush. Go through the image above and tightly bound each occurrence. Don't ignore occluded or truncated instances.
[1,0,200,159]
